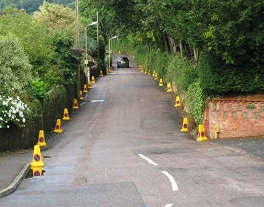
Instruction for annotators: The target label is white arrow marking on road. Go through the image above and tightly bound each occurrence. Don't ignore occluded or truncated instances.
[164,204,173,207]
[161,171,179,191]
[138,154,158,166]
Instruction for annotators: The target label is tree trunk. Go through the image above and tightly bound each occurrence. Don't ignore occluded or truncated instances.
[168,36,177,53]
[193,47,199,62]
[179,40,183,58]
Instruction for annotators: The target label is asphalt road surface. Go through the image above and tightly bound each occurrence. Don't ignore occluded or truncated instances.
[0,55,264,207]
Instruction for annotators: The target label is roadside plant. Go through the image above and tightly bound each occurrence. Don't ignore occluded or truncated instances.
[0,95,30,129]
[185,81,205,125]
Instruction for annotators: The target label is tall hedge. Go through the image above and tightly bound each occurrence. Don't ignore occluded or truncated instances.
[198,52,264,95]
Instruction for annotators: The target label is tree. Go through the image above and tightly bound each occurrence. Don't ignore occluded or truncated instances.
[0,0,75,14]
[0,35,32,95]
[33,2,75,34]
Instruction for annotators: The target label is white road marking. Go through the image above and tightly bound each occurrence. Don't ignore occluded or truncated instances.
[138,154,158,166]
[164,204,173,207]
[161,171,179,191]
[90,100,104,102]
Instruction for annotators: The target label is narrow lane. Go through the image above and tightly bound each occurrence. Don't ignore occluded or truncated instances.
[0,55,263,207]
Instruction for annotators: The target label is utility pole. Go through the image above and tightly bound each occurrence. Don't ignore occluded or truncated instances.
[74,0,80,99]
[74,0,80,49]
[21,0,24,10]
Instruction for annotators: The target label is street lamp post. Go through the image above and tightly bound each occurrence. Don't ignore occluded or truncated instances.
[108,36,118,71]
[85,21,98,83]
[97,11,99,60]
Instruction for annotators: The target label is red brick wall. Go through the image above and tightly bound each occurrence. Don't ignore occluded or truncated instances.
[203,95,264,139]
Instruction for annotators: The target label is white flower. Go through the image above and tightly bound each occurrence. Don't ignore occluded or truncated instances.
[0,95,30,128]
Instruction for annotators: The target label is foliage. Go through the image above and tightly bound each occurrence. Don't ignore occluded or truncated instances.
[0,11,55,83]
[0,0,263,130]
[30,78,50,101]
[33,2,75,35]
[80,0,264,95]
[0,95,30,128]
[49,33,77,84]
[166,55,197,93]
[0,35,32,96]
[198,52,264,95]
[185,81,205,125]
[0,9,78,99]
[0,0,74,14]
[32,4,80,85]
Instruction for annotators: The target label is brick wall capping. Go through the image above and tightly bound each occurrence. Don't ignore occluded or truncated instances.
[211,94,264,102]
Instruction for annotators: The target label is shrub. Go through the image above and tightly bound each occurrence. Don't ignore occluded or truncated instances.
[166,55,197,93]
[0,95,30,129]
[30,78,50,101]
[185,81,205,125]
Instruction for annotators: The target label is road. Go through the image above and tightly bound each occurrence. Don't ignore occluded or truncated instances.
[0,55,264,207]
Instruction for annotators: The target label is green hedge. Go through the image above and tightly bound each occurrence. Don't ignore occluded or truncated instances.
[198,52,264,95]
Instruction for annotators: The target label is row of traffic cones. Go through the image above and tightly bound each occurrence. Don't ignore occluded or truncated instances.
[30,73,104,176]
[30,97,83,176]
[175,95,207,141]
[180,118,208,141]
[138,64,208,142]
[139,65,174,94]
[100,68,113,76]
[30,83,88,176]
[55,74,98,134]
[54,96,81,134]
[31,130,46,176]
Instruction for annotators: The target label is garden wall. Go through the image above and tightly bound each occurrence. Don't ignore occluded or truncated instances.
[0,85,73,151]
[203,95,264,139]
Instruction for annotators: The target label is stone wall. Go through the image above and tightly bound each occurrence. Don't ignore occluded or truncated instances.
[203,95,264,139]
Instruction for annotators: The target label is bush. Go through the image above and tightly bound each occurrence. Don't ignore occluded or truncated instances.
[30,78,50,101]
[0,95,30,129]
[198,52,264,95]
[185,81,205,125]
[166,55,197,93]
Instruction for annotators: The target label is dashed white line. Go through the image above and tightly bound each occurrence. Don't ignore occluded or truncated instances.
[164,204,173,207]
[138,154,158,166]
[161,171,179,191]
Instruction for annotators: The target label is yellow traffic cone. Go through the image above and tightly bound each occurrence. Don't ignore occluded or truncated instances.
[181,118,188,132]
[88,81,92,89]
[197,125,208,141]
[148,70,151,75]
[154,73,158,80]
[80,90,84,100]
[37,130,46,147]
[73,98,79,109]
[166,82,172,92]
[30,144,44,168]
[31,166,43,177]
[159,78,163,86]
[62,108,70,121]
[91,76,95,84]
[175,96,181,107]
[83,84,88,93]
[99,70,103,77]
[108,67,112,73]
[54,119,63,133]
